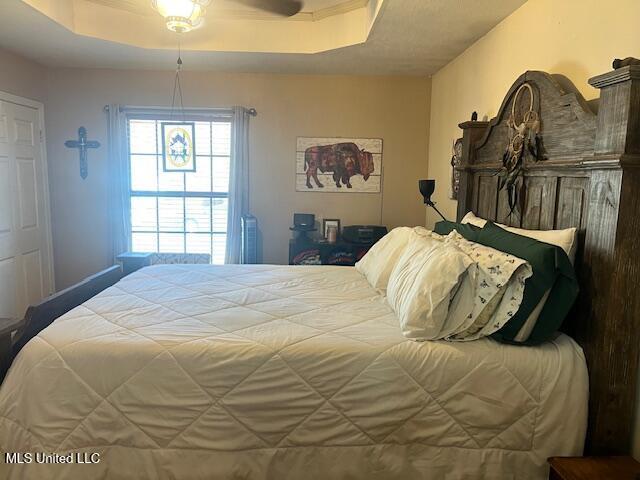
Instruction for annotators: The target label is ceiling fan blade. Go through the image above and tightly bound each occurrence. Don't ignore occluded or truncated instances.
[232,0,303,17]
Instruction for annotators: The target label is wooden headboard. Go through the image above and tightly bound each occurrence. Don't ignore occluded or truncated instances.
[455,65,640,455]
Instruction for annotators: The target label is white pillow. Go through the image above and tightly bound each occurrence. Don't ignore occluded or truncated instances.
[513,290,551,342]
[461,211,578,264]
[355,227,414,292]
[387,233,476,341]
[439,265,477,339]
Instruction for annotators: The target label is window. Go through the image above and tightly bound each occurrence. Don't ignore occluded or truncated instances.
[127,116,232,264]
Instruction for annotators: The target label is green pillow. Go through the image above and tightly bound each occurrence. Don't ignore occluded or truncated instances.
[433,221,480,242]
[475,221,579,345]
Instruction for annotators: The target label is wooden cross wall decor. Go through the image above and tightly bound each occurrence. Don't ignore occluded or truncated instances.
[64,127,101,179]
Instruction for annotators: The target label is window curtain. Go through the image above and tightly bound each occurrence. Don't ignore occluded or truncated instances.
[225,106,251,264]
[106,104,131,263]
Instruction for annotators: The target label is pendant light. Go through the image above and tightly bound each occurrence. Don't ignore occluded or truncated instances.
[152,0,210,33]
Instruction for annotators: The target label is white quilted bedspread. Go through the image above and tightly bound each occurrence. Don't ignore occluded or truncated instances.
[0,265,588,480]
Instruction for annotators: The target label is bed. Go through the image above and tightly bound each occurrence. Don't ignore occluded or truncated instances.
[0,264,587,479]
[1,62,640,479]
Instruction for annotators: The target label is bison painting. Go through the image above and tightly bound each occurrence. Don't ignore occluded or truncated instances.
[304,142,375,189]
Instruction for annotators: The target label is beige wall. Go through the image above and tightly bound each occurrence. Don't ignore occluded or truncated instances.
[427,0,640,227]
[0,47,47,102]
[43,68,430,288]
[426,0,640,458]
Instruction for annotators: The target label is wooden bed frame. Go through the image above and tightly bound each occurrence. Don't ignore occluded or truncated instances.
[456,63,640,455]
[1,61,638,458]
[0,266,122,379]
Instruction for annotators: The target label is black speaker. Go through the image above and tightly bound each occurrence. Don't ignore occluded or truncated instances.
[342,225,388,245]
[292,213,316,231]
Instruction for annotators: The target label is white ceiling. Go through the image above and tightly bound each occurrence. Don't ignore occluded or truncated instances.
[0,0,527,75]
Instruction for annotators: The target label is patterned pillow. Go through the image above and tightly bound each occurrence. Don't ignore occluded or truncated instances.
[443,231,533,341]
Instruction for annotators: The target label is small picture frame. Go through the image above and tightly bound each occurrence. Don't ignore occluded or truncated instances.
[323,219,341,239]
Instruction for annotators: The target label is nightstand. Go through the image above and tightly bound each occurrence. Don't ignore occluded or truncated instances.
[288,238,374,266]
[548,456,640,479]
[1,317,25,380]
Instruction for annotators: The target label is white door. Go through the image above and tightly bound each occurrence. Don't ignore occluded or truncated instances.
[0,93,54,320]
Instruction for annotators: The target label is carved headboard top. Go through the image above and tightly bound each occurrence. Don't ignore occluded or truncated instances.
[455,63,640,456]
[470,71,597,167]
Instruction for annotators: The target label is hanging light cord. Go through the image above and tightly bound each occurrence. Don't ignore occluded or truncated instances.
[170,34,185,122]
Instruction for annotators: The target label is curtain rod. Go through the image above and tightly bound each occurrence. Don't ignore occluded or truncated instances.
[104,105,257,116]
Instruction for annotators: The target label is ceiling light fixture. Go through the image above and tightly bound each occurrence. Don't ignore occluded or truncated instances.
[152,0,210,33]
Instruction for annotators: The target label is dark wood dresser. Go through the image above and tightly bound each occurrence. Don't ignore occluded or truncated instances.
[288,238,374,266]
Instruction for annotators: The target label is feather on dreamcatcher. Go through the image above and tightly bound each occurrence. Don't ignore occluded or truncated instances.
[498,82,546,217]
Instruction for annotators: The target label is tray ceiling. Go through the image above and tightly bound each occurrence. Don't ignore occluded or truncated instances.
[0,0,527,75]
[18,0,377,54]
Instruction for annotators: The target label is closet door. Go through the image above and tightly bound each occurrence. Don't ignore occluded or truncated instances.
[0,95,54,320]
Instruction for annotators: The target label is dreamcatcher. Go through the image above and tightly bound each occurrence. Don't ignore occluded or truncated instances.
[498,82,545,217]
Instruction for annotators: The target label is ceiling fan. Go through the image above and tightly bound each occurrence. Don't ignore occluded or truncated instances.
[152,0,304,32]
[233,0,304,16]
